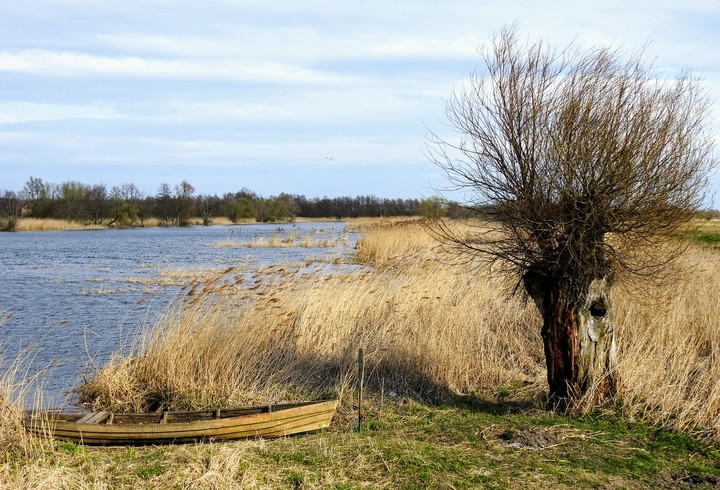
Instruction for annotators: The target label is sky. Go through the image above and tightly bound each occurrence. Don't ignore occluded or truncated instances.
[0,1,719,205]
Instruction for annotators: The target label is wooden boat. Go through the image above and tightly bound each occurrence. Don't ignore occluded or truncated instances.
[24,400,338,445]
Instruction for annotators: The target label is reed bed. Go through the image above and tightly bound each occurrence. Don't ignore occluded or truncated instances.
[210,230,349,249]
[15,218,104,232]
[612,248,720,436]
[78,219,544,412]
[0,342,54,462]
[697,218,720,233]
[0,362,31,460]
[11,216,236,232]
[351,219,439,263]
[0,313,27,458]
[76,218,720,439]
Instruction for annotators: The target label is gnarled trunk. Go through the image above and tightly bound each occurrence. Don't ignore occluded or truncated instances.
[576,277,616,399]
[524,273,616,403]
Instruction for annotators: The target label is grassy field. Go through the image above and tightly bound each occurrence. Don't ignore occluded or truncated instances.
[2,218,720,488]
[3,401,720,489]
[690,219,720,249]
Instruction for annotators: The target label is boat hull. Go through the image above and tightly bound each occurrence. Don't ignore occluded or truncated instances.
[24,400,338,445]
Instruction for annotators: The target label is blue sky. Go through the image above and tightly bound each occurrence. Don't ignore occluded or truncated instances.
[0,1,718,205]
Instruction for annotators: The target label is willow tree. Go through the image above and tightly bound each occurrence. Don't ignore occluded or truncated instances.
[428,27,716,403]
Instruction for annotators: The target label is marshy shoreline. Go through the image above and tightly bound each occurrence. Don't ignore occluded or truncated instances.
[1,217,720,488]
[10,216,345,233]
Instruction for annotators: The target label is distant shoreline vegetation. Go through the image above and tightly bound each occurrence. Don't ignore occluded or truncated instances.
[0,177,453,232]
[2,176,718,233]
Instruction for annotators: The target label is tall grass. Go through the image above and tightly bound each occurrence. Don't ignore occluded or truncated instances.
[78,218,720,439]
[12,216,236,231]
[352,218,439,263]
[210,230,349,248]
[15,218,104,232]
[0,328,53,461]
[0,360,31,460]
[613,248,720,435]
[78,219,544,412]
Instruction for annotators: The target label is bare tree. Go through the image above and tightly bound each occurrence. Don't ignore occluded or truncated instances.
[88,184,108,225]
[174,180,195,226]
[0,190,21,231]
[428,27,716,404]
[157,183,172,224]
[197,195,213,226]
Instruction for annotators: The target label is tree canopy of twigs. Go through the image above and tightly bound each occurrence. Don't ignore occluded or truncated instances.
[428,26,716,301]
[428,26,718,403]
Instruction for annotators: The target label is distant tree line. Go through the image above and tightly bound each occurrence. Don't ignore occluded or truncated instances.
[0,177,450,231]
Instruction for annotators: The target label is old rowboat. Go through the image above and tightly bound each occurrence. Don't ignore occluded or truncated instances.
[24,400,338,445]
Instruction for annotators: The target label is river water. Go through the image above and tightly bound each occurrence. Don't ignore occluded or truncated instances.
[0,222,356,408]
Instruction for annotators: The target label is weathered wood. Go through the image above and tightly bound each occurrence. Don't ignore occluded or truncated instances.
[525,272,617,403]
[357,348,365,432]
[576,277,616,399]
[24,400,338,445]
[77,411,109,424]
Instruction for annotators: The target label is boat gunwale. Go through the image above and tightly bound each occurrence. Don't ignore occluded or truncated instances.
[23,399,338,445]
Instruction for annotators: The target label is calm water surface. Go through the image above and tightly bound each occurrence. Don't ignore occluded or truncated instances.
[0,222,356,408]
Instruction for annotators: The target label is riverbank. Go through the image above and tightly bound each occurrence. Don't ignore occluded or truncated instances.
[4,399,720,488]
[12,216,236,232]
[11,216,358,232]
[2,218,720,487]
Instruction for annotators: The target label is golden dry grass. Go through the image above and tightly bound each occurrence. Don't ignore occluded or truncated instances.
[210,230,349,249]
[0,343,54,462]
[696,218,720,233]
[15,218,104,232]
[59,218,720,440]
[613,248,720,435]
[79,219,544,412]
[13,216,240,231]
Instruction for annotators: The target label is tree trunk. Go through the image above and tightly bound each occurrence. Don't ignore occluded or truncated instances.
[524,273,617,404]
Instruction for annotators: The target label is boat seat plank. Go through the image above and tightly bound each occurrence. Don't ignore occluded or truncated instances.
[77,411,110,424]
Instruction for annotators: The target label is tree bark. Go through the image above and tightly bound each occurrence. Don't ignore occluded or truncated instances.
[524,273,616,404]
[576,277,617,399]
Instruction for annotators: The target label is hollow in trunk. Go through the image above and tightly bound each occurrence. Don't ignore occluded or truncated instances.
[524,273,617,404]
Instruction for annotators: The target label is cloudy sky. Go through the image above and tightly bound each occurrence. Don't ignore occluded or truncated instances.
[1,1,718,204]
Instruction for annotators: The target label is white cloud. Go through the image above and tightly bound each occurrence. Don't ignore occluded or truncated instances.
[0,102,121,124]
[0,50,357,84]
[0,0,717,200]
[94,30,481,62]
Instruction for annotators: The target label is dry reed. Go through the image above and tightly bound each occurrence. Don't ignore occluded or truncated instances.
[15,219,104,232]
[78,219,544,412]
[210,230,349,249]
[12,216,236,232]
[611,248,720,435]
[77,218,720,439]
[0,341,54,461]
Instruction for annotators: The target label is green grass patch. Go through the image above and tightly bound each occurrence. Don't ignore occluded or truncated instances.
[2,400,719,488]
[135,462,167,480]
[56,441,84,455]
[689,231,720,247]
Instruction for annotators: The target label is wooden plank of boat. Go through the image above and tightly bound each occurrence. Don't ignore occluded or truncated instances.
[24,400,338,445]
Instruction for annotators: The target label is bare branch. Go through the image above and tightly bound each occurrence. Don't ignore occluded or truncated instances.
[429,26,717,297]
